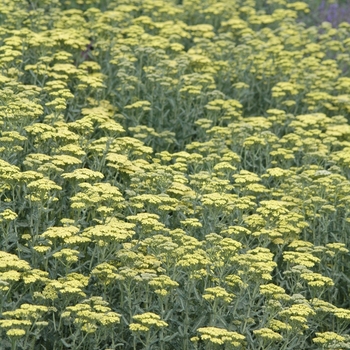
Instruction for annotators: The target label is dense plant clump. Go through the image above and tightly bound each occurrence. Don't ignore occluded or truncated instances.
[2,0,350,349]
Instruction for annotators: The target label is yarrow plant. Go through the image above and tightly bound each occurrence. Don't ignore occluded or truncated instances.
[2,0,350,349]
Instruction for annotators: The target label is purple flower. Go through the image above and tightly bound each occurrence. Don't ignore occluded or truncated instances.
[316,1,350,27]
[319,0,326,12]
[326,3,339,26]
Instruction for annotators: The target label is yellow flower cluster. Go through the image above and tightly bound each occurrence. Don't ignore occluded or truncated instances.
[61,297,120,333]
[1,0,350,349]
[129,312,168,332]
[195,326,245,347]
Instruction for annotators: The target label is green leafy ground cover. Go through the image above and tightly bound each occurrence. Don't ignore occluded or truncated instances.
[2,0,350,348]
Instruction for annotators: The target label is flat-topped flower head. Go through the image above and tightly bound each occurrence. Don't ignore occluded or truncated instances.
[233,170,261,186]
[53,248,79,264]
[2,303,49,320]
[61,168,104,183]
[50,155,82,169]
[221,226,252,238]
[233,247,277,282]
[196,326,245,347]
[148,275,178,296]
[0,303,49,340]
[0,160,20,183]
[62,296,120,333]
[41,226,79,246]
[260,283,291,301]
[124,100,151,111]
[203,286,234,303]
[0,251,31,274]
[127,212,166,235]
[283,251,320,268]
[300,271,334,288]
[70,182,125,215]
[313,331,346,347]
[332,307,350,321]
[130,312,168,332]
[41,273,89,300]
[6,328,26,337]
[253,327,283,342]
[180,217,203,228]
[82,218,135,244]
[0,208,17,222]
